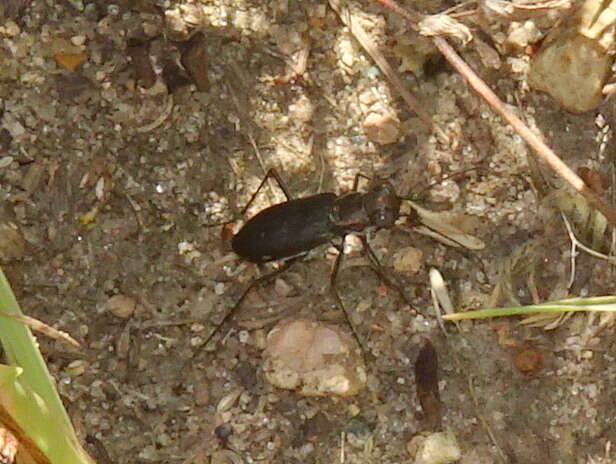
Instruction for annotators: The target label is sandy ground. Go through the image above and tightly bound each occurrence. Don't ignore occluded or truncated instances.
[1,1,616,463]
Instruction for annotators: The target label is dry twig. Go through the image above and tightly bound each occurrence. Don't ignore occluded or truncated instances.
[374,0,616,227]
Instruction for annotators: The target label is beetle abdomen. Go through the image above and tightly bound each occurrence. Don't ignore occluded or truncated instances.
[232,193,337,263]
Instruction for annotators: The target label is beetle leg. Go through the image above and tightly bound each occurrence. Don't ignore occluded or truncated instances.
[239,168,293,218]
[200,258,300,349]
[329,235,366,353]
[359,235,415,311]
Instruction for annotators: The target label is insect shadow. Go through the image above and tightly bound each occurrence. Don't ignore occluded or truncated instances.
[204,168,483,351]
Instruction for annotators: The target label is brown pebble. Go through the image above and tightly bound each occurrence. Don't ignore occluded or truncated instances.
[393,246,423,274]
[263,318,366,397]
[193,380,210,406]
[0,221,26,260]
[513,348,542,375]
[116,324,131,358]
[105,294,136,318]
[363,112,400,145]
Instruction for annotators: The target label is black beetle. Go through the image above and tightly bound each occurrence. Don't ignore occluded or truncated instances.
[232,180,400,263]
[203,168,483,349]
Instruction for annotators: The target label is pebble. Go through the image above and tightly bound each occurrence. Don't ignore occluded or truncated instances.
[105,294,136,318]
[393,246,423,274]
[408,431,461,464]
[0,220,26,260]
[263,318,366,396]
[0,20,20,37]
[0,156,13,168]
[506,20,541,49]
[363,112,400,145]
[529,23,612,112]
[66,359,89,376]
[70,35,87,47]
[513,347,542,375]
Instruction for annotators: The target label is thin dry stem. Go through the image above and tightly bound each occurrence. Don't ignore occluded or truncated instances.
[561,213,616,264]
[374,0,616,227]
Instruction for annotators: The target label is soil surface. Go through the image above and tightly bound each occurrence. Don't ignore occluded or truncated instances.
[1,1,616,463]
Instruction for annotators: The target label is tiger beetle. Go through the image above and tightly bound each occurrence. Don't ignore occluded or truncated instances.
[203,168,481,350]
[203,169,412,350]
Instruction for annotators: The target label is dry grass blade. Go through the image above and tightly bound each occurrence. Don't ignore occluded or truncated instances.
[443,296,616,321]
[552,189,612,254]
[518,310,573,329]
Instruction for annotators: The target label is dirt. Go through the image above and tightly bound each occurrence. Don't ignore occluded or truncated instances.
[1,1,616,463]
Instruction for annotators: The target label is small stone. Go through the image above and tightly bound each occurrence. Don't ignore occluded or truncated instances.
[263,318,366,396]
[506,20,541,49]
[428,179,460,203]
[0,129,12,150]
[289,95,314,123]
[513,347,542,375]
[529,27,612,113]
[409,431,461,464]
[337,35,357,71]
[193,379,210,406]
[105,294,136,318]
[66,359,88,376]
[210,450,244,464]
[3,114,25,140]
[216,388,242,412]
[363,112,400,145]
[0,221,26,260]
[70,35,87,47]
[0,156,13,168]
[0,20,20,37]
[392,36,435,75]
[116,324,131,358]
[393,246,423,274]
[164,6,189,41]
[143,20,162,38]
[274,277,293,297]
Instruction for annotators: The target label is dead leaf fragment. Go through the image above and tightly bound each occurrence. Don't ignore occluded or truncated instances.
[414,339,442,430]
[418,14,472,45]
[181,33,209,92]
